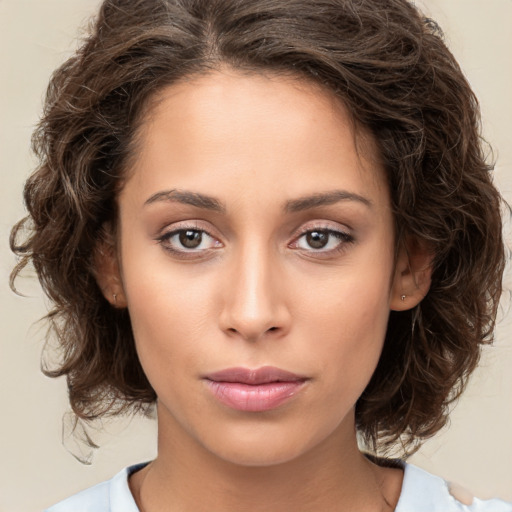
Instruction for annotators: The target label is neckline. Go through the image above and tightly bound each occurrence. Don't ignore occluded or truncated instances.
[119,460,468,512]
[122,460,412,511]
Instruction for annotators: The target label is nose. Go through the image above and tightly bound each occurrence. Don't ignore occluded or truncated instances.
[218,242,291,342]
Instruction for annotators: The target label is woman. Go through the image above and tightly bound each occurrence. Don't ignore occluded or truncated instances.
[10,0,511,510]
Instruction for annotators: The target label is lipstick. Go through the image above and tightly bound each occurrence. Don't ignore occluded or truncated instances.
[204,366,307,412]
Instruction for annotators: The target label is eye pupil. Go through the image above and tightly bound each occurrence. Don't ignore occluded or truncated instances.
[179,230,202,248]
[307,231,328,249]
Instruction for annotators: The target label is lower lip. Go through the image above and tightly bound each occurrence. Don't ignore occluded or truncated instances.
[205,380,306,412]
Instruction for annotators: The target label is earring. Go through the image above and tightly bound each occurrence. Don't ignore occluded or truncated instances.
[401,294,406,302]
[113,293,117,304]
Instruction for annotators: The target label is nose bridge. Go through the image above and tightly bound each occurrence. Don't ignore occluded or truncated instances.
[220,236,287,341]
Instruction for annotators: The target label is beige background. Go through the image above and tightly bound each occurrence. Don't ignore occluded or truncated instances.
[1,1,511,510]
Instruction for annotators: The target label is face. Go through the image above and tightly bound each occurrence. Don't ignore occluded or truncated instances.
[114,69,401,466]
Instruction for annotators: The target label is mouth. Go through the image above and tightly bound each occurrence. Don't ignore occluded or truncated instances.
[203,366,308,412]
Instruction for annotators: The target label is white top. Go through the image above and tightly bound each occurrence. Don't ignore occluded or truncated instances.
[45,462,512,512]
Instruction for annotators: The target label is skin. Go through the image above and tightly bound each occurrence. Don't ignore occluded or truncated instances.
[98,69,431,511]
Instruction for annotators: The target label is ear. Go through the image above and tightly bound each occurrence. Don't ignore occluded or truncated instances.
[93,224,127,308]
[390,237,433,312]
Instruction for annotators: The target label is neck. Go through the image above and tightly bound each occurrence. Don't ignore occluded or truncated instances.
[130,407,402,512]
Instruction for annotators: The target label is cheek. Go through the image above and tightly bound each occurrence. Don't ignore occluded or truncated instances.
[120,252,219,378]
[299,259,392,341]
[296,256,393,394]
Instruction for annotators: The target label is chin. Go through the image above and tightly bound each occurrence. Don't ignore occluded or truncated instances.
[197,418,335,468]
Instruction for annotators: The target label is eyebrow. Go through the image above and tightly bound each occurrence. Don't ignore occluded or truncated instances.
[284,190,372,212]
[144,189,372,213]
[144,189,226,212]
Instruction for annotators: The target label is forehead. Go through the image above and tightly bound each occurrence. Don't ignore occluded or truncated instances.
[125,69,388,209]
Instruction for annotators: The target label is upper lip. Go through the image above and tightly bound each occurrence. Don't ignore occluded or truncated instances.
[205,366,307,385]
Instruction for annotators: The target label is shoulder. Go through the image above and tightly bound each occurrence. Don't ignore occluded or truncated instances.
[396,463,512,512]
[44,463,146,512]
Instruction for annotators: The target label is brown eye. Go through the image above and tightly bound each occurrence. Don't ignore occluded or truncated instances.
[179,230,203,249]
[291,227,354,255]
[306,231,329,249]
[157,226,222,256]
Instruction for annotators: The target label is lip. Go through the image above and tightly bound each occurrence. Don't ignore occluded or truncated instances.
[204,366,308,412]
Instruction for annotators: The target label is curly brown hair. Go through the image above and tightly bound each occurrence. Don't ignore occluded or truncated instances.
[10,0,505,456]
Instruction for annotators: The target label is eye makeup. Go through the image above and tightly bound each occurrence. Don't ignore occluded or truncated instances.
[155,219,355,261]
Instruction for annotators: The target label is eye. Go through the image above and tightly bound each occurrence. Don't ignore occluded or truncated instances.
[291,228,354,253]
[175,229,206,249]
[157,226,223,256]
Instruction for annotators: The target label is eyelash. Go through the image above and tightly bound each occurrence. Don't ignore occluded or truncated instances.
[156,223,221,259]
[289,227,355,257]
[156,223,355,259]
